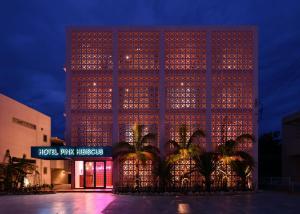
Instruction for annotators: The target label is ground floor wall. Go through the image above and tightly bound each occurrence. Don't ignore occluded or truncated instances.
[36,159,51,185]
[51,169,70,185]
[50,160,71,187]
[70,157,255,190]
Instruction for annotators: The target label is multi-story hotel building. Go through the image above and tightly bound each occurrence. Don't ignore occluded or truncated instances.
[65,27,258,189]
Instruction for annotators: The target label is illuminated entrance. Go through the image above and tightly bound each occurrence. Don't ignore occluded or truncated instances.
[75,160,113,189]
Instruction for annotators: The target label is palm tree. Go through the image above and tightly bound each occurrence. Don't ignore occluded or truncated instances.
[2,153,39,191]
[153,157,173,190]
[13,155,39,189]
[230,158,254,190]
[192,152,219,192]
[112,124,159,188]
[166,124,205,187]
[217,134,255,189]
[166,124,205,163]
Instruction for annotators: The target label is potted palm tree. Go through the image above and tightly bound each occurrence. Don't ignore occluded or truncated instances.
[2,152,40,192]
[153,156,173,192]
[217,134,255,190]
[230,158,254,191]
[166,124,205,163]
[192,152,219,192]
[112,124,159,190]
[166,124,205,188]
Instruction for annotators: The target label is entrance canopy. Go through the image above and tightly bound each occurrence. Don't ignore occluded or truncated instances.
[31,146,112,160]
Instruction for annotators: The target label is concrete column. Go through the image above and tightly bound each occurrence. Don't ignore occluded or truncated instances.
[112,30,119,186]
[206,30,212,152]
[252,27,259,189]
[112,30,119,145]
[65,28,72,146]
[65,29,74,188]
[159,30,166,157]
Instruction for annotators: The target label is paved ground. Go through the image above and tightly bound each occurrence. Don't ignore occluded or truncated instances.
[0,192,299,214]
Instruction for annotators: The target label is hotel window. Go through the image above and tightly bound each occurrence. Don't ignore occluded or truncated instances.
[43,167,47,175]
[43,135,48,143]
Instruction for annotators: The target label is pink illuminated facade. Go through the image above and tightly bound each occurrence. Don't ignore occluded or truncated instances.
[65,27,258,189]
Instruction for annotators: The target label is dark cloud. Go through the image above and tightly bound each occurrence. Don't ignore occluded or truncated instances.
[1,0,300,137]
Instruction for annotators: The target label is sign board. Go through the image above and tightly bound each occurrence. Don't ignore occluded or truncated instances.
[31,146,112,159]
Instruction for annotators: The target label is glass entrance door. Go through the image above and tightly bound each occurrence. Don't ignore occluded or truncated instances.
[95,162,105,188]
[82,161,112,189]
[105,161,113,188]
[84,162,95,188]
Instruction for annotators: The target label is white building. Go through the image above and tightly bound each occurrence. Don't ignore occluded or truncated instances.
[0,93,51,185]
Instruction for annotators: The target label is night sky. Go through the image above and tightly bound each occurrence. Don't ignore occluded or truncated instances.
[1,0,300,139]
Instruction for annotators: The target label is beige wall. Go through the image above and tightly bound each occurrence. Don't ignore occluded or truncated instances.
[51,160,70,170]
[51,160,71,185]
[0,93,51,185]
[51,169,69,185]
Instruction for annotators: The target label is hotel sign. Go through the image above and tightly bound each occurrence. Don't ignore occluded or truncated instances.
[31,146,112,159]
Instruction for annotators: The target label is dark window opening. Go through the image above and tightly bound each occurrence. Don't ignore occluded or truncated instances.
[68,174,72,184]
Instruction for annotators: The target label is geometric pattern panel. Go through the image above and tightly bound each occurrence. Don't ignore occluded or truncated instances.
[120,159,153,187]
[212,71,253,109]
[165,31,207,151]
[71,31,113,71]
[118,31,160,71]
[165,114,206,147]
[71,74,112,110]
[165,31,207,71]
[118,113,159,146]
[172,158,203,187]
[71,113,112,146]
[211,112,253,151]
[211,31,254,70]
[211,30,254,153]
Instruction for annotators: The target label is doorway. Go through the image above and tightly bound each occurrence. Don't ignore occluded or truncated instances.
[75,160,113,189]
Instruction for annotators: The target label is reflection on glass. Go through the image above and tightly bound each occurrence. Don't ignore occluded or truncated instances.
[75,161,84,188]
[96,162,105,188]
[85,162,94,188]
[106,161,113,188]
